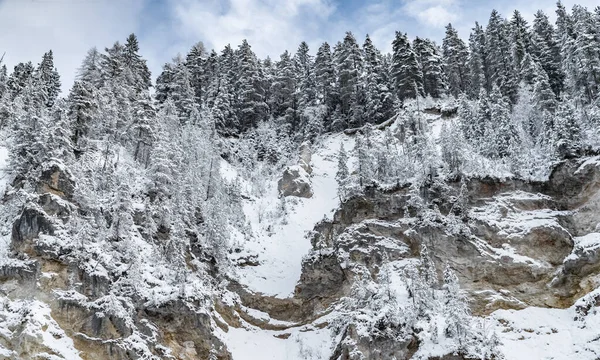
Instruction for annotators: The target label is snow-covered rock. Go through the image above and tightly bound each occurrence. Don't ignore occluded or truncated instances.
[277,165,313,198]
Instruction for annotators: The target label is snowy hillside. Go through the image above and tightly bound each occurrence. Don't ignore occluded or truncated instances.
[1,2,600,359]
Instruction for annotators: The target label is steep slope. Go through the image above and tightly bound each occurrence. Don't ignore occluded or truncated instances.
[218,114,600,360]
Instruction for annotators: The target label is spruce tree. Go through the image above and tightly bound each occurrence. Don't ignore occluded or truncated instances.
[531,10,564,95]
[271,51,298,133]
[509,10,532,72]
[566,5,600,103]
[486,10,519,103]
[123,34,152,91]
[68,81,98,150]
[77,47,103,88]
[335,142,349,200]
[185,42,207,105]
[468,22,490,96]
[392,31,424,102]
[235,40,268,132]
[414,37,447,98]
[35,50,61,108]
[442,265,471,349]
[363,35,394,124]
[6,61,34,99]
[443,24,470,97]
[336,32,364,128]
[314,42,337,129]
[295,41,316,108]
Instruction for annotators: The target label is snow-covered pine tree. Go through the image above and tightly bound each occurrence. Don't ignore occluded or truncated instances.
[68,81,97,150]
[6,61,34,99]
[442,265,471,350]
[271,51,298,134]
[336,32,364,128]
[565,5,600,104]
[123,34,152,92]
[185,42,207,105]
[363,35,394,124]
[77,47,103,88]
[414,37,447,98]
[468,22,491,97]
[35,50,61,108]
[443,24,470,97]
[486,10,519,103]
[131,92,156,166]
[509,10,532,73]
[531,10,564,96]
[335,142,349,200]
[392,31,424,102]
[295,41,316,108]
[235,40,268,132]
[314,42,337,130]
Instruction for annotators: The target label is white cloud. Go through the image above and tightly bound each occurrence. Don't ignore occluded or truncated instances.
[169,0,335,59]
[0,0,146,93]
[1,0,597,96]
[403,0,460,28]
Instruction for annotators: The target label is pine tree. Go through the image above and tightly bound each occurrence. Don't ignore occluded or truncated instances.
[47,99,74,163]
[531,10,564,96]
[392,31,424,102]
[295,41,316,108]
[565,5,600,103]
[414,37,447,98]
[150,99,181,202]
[100,42,125,82]
[6,61,34,99]
[0,64,7,99]
[123,33,152,91]
[271,51,298,133]
[443,24,470,97]
[355,132,374,187]
[68,81,98,149]
[336,32,364,128]
[468,22,491,96]
[335,142,349,199]
[170,59,196,124]
[442,265,471,349]
[440,121,464,174]
[155,62,176,104]
[363,35,394,124]
[77,47,103,88]
[35,50,61,107]
[509,10,532,72]
[186,42,207,105]
[486,10,519,103]
[553,97,581,155]
[314,42,337,129]
[488,85,516,158]
[9,80,50,179]
[235,40,268,132]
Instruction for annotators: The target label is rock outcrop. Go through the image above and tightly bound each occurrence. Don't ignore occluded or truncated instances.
[36,161,76,200]
[277,165,313,198]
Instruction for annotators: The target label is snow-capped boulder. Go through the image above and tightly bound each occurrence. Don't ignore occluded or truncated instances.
[278,165,313,198]
[37,161,75,200]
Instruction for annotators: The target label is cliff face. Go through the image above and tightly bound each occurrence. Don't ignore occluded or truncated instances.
[1,142,600,360]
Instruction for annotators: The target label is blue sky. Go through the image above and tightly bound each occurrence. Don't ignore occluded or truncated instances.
[0,0,597,93]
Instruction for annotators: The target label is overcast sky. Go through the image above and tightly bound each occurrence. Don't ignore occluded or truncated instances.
[0,0,597,94]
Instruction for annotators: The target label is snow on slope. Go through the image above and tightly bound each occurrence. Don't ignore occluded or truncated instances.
[233,134,355,297]
[221,319,334,360]
[493,300,600,360]
[0,297,82,359]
